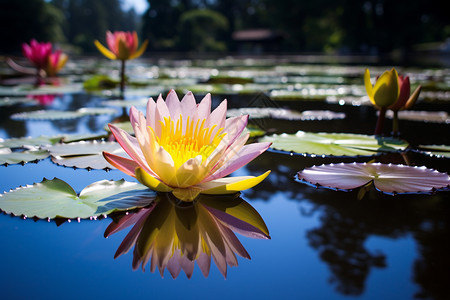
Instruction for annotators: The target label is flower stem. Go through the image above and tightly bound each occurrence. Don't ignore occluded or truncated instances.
[374,107,386,135]
[392,110,399,136]
[120,59,126,100]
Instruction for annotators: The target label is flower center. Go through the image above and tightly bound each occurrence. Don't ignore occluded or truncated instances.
[155,116,226,168]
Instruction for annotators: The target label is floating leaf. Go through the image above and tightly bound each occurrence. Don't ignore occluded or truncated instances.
[417,145,450,158]
[104,121,133,134]
[45,141,128,169]
[11,107,117,120]
[261,131,408,156]
[385,110,449,123]
[0,97,34,106]
[0,148,49,165]
[101,98,148,107]
[0,136,61,148]
[0,178,156,219]
[227,107,345,120]
[60,133,108,143]
[297,162,450,194]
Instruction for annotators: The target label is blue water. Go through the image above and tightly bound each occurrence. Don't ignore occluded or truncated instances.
[1,76,449,300]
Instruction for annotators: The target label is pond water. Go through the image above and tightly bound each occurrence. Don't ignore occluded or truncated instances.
[0,56,449,300]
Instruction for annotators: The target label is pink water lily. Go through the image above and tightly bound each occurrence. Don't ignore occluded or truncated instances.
[20,39,68,80]
[45,50,68,77]
[94,31,148,61]
[103,90,271,201]
[387,75,422,135]
[22,39,52,70]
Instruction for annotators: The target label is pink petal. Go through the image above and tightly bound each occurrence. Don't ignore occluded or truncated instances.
[205,142,271,182]
[146,97,157,129]
[165,89,182,120]
[208,99,227,130]
[155,94,170,136]
[103,151,138,177]
[196,93,212,121]
[180,91,198,126]
[108,124,156,177]
[222,115,249,146]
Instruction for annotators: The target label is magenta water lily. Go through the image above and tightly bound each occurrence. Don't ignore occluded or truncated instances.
[103,90,271,201]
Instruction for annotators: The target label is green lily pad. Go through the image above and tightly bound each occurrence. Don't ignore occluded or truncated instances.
[0,136,62,148]
[104,121,134,134]
[385,110,449,123]
[417,145,450,158]
[227,107,345,120]
[101,98,148,107]
[11,107,117,120]
[260,131,409,156]
[45,141,128,169]
[0,148,50,165]
[0,97,34,106]
[0,178,156,219]
[60,133,108,143]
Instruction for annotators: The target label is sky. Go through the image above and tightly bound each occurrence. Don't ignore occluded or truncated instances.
[122,0,148,14]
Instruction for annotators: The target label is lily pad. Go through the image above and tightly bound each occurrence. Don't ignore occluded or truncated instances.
[260,131,408,156]
[101,98,149,107]
[0,148,50,165]
[417,145,450,158]
[11,107,117,120]
[227,107,345,121]
[0,136,62,148]
[45,141,128,169]
[104,121,134,134]
[297,162,450,194]
[0,97,35,107]
[0,178,156,219]
[385,110,449,123]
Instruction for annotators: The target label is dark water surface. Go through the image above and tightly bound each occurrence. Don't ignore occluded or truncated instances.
[0,57,449,300]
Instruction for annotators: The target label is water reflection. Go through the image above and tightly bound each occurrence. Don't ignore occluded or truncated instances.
[105,193,270,278]
[302,188,450,297]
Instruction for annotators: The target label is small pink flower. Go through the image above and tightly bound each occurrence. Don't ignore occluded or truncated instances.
[45,50,68,77]
[21,40,68,77]
[388,75,422,111]
[94,31,148,60]
[22,40,52,70]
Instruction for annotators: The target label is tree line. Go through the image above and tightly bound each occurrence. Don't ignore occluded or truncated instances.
[0,0,448,55]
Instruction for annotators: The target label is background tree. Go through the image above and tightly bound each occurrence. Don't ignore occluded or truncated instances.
[0,0,65,53]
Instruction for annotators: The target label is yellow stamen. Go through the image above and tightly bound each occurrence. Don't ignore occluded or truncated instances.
[151,116,226,169]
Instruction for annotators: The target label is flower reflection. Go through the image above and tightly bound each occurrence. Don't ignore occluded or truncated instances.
[105,193,270,278]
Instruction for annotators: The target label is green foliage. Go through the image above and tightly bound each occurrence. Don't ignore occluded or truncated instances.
[178,9,229,52]
[0,0,65,53]
[0,178,156,219]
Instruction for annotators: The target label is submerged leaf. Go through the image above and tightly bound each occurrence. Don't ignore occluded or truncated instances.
[0,178,156,219]
[261,131,408,156]
[297,162,450,194]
